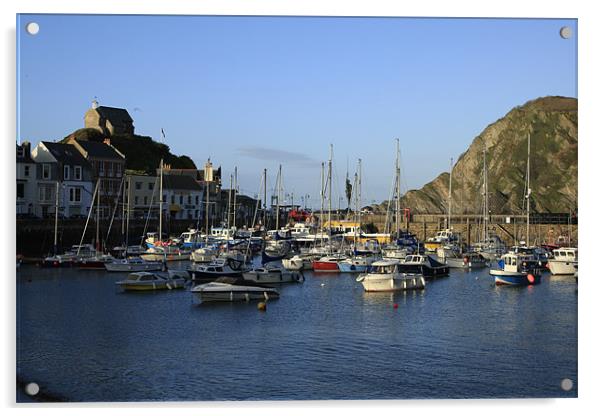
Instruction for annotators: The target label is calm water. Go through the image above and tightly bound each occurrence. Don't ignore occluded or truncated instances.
[16,259,577,402]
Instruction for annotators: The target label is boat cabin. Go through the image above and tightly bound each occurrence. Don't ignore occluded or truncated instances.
[498,252,533,273]
[370,260,399,274]
[552,248,578,261]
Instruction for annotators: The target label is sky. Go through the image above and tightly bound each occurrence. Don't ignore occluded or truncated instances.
[16,14,577,208]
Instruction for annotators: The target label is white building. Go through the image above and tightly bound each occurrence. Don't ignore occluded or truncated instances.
[31,141,95,218]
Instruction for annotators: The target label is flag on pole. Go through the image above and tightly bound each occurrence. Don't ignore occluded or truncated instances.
[160,128,165,140]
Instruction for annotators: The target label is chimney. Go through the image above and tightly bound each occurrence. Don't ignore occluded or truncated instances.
[103,138,111,146]
[22,141,31,155]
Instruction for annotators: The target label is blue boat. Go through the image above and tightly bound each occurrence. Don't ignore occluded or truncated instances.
[489,252,541,286]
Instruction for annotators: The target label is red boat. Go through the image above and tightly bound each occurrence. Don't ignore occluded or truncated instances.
[312,255,347,272]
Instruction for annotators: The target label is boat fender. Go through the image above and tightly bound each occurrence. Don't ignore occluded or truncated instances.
[527,274,535,284]
[166,283,172,290]
[257,302,266,311]
[463,256,469,264]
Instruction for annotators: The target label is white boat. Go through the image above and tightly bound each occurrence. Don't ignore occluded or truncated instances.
[382,246,410,260]
[337,255,378,273]
[243,265,303,284]
[547,247,578,275]
[191,277,279,302]
[141,246,191,261]
[424,229,459,252]
[489,252,541,285]
[282,253,315,271]
[187,257,247,282]
[190,246,219,263]
[356,260,425,292]
[105,257,163,272]
[115,272,186,291]
[444,252,488,269]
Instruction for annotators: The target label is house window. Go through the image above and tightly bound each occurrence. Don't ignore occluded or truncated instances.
[144,196,148,205]
[135,196,139,205]
[195,195,199,204]
[24,165,30,177]
[107,162,113,176]
[17,148,24,158]
[69,188,82,203]
[180,195,183,204]
[74,166,82,180]
[171,195,175,204]
[39,185,52,201]
[42,164,51,179]
[135,182,142,190]
[148,183,154,191]
[188,195,192,204]
[17,183,24,198]
[116,163,122,177]
[64,165,70,180]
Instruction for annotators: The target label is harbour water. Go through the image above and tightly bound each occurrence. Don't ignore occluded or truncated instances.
[16,261,577,401]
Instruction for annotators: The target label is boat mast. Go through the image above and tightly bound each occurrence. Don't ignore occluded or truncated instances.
[233,166,238,229]
[276,165,281,230]
[54,181,59,255]
[328,144,333,237]
[526,133,531,246]
[96,174,100,252]
[125,175,130,255]
[159,128,165,246]
[263,168,267,231]
[483,144,489,242]
[227,173,232,230]
[395,138,401,239]
[320,162,324,234]
[447,157,453,230]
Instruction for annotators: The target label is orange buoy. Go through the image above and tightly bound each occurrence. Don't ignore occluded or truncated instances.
[257,302,267,311]
[527,274,535,284]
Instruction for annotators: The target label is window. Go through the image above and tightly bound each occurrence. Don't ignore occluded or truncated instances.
[148,182,154,191]
[171,195,175,204]
[107,162,113,176]
[38,185,52,201]
[116,163,122,177]
[188,195,192,204]
[144,196,148,205]
[24,165,30,177]
[64,165,70,180]
[17,148,24,158]
[42,164,51,179]
[74,166,82,180]
[69,188,82,203]
[179,195,183,204]
[135,196,139,205]
[195,195,199,204]
[99,162,105,176]
[135,182,142,190]
[17,183,24,198]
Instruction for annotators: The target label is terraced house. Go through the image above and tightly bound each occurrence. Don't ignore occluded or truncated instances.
[30,141,94,218]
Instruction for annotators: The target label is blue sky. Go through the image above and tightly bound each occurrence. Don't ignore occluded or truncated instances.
[17,15,577,208]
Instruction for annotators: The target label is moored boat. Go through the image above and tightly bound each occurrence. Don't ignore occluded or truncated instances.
[356,259,425,292]
[105,257,163,272]
[444,252,489,269]
[312,254,347,272]
[547,247,578,275]
[489,252,541,286]
[187,257,247,282]
[191,277,279,302]
[115,271,186,291]
[243,266,303,284]
[397,254,449,278]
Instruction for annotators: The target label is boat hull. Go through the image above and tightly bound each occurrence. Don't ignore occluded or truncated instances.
[445,257,489,269]
[396,264,449,278]
[141,252,190,262]
[547,260,577,275]
[357,273,425,292]
[116,279,186,291]
[188,270,243,283]
[489,269,541,285]
[191,282,279,302]
[242,271,303,284]
[312,261,340,272]
[105,261,163,272]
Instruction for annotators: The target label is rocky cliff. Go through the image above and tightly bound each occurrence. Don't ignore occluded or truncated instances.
[382,96,577,214]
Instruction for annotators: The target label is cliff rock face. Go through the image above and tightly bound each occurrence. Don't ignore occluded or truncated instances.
[391,96,577,214]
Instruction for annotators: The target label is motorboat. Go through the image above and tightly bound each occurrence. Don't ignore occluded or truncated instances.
[115,271,186,291]
[312,254,348,272]
[356,259,425,292]
[424,229,459,252]
[243,265,303,284]
[489,251,541,285]
[105,257,163,272]
[282,253,316,271]
[472,234,506,261]
[444,252,489,269]
[337,255,378,273]
[547,247,578,275]
[191,276,280,302]
[187,257,248,283]
[140,246,191,262]
[397,254,449,278]
[190,245,219,263]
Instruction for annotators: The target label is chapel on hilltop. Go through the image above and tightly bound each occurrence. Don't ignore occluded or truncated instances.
[84,99,134,136]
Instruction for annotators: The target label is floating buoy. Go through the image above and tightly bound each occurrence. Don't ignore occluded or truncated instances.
[320,283,325,287]
[527,274,535,284]
[393,303,398,309]
[257,302,267,311]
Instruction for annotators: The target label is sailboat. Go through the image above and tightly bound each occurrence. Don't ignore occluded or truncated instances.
[489,133,542,285]
[105,175,163,272]
[313,144,348,272]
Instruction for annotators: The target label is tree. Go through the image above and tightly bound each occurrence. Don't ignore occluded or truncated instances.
[345,176,352,211]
